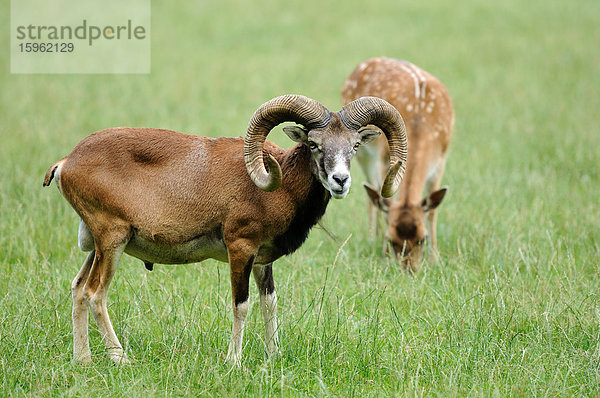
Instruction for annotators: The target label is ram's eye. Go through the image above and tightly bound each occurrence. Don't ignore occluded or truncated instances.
[308,142,318,151]
[353,142,361,150]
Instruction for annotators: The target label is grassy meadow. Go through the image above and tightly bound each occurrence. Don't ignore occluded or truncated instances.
[1,0,599,396]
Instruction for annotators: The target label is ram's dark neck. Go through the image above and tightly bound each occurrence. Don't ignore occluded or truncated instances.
[273,144,331,256]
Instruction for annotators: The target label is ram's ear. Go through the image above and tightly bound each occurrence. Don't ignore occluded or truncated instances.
[358,127,381,145]
[283,125,309,143]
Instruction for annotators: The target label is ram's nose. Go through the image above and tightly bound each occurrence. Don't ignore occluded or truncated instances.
[332,174,349,187]
[329,173,351,199]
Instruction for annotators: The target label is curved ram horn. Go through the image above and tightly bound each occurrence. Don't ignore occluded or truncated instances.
[340,96,408,197]
[244,95,330,191]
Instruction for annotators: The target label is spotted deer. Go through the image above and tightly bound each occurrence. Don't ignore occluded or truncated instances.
[342,57,454,271]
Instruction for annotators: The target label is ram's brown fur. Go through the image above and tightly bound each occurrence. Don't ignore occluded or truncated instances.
[53,128,322,262]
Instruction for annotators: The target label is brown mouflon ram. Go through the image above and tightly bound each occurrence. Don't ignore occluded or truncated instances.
[44,94,407,366]
[342,58,454,271]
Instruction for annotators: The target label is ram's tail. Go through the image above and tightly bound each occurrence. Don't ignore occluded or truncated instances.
[43,159,65,187]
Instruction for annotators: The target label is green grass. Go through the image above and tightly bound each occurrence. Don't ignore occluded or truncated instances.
[1,0,599,396]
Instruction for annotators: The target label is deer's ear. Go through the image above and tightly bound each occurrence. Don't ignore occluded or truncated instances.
[422,187,448,212]
[364,183,390,213]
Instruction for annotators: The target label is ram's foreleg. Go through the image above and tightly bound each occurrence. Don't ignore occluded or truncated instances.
[253,263,279,357]
[225,237,257,366]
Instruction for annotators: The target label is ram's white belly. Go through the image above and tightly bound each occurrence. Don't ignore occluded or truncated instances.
[77,219,229,264]
[125,227,229,264]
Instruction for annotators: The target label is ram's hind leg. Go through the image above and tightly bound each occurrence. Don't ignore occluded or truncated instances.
[253,263,279,357]
[72,250,95,363]
[84,229,131,364]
